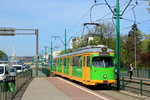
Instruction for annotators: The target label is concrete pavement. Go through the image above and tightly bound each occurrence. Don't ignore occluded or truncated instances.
[21,77,71,100]
[20,77,148,100]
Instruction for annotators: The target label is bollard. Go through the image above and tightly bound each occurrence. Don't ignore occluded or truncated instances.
[140,80,143,95]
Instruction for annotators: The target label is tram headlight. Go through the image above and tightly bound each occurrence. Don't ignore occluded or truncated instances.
[103,74,107,78]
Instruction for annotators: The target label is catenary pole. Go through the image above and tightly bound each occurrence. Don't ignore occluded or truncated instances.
[50,41,53,68]
[64,29,67,54]
[103,0,133,90]
[116,0,121,90]
[35,29,39,77]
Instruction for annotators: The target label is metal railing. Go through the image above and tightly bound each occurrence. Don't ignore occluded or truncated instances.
[120,77,150,97]
[0,69,32,100]
[120,68,150,79]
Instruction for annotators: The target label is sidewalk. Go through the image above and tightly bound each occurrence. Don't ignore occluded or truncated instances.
[20,77,146,100]
[21,77,71,100]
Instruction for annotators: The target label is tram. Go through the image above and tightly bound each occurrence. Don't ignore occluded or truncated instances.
[51,45,116,85]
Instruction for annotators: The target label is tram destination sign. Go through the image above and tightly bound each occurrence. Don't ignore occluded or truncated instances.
[99,52,110,56]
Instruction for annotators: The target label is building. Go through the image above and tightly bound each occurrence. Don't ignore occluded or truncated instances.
[142,35,150,40]
[53,51,61,58]
[70,35,94,49]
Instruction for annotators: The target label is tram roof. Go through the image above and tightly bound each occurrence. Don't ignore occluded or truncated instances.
[54,45,114,59]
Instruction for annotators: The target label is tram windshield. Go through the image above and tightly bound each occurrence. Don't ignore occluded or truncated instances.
[92,57,114,68]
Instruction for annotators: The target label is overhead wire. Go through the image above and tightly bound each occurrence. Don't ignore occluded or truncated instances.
[69,0,146,42]
[90,3,106,23]
[122,18,140,24]
[95,1,132,22]
[69,0,131,39]
[67,9,91,34]
[120,0,148,32]
[111,0,147,33]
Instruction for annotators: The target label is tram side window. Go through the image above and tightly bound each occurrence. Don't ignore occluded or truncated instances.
[53,60,56,66]
[60,59,62,66]
[72,56,82,67]
[67,58,70,66]
[79,56,82,67]
[87,56,90,67]
[64,58,67,66]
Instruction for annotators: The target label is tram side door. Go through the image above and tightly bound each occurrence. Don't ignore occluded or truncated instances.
[83,55,90,81]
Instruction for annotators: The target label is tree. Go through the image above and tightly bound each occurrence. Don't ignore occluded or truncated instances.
[126,24,143,67]
[0,50,3,59]
[141,36,150,53]
[139,36,150,67]
[120,35,129,68]
[87,22,116,49]
[148,0,150,12]
[139,53,150,67]
[62,22,116,55]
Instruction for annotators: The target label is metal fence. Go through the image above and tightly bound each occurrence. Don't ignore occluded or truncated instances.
[0,69,32,100]
[120,68,150,79]
[120,77,150,97]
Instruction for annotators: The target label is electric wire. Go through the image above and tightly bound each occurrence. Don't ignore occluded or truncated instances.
[120,19,150,32]
[122,18,140,24]
[69,0,132,39]
[90,3,106,23]
[95,1,133,22]
[69,0,147,44]
[67,9,91,33]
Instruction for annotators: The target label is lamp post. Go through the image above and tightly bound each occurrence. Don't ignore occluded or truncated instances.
[0,27,39,76]
[103,0,133,90]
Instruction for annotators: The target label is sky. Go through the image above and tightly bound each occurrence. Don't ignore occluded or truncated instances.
[0,0,149,56]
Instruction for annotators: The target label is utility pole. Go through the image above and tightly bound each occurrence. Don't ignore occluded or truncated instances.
[64,29,67,54]
[44,46,47,66]
[52,29,67,54]
[41,50,44,67]
[35,29,39,77]
[50,41,53,69]
[103,0,133,90]
[115,0,121,90]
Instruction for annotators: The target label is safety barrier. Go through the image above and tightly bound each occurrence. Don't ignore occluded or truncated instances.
[120,77,150,97]
[120,68,150,79]
[0,69,32,100]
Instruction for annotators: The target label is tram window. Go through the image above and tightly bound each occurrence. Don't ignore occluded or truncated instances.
[72,56,82,67]
[64,58,66,66]
[60,59,62,66]
[87,56,90,67]
[79,57,82,67]
[53,60,56,66]
[92,57,114,68]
